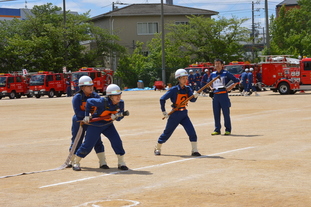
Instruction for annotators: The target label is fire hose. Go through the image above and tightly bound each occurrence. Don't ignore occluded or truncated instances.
[0,110,129,179]
[162,75,220,120]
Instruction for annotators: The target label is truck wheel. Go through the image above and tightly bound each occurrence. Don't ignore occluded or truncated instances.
[56,92,62,97]
[278,82,290,95]
[9,91,16,99]
[48,90,55,98]
[0,96,2,100]
[35,95,41,98]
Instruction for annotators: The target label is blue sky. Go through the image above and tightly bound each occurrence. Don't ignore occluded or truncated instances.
[1,0,281,30]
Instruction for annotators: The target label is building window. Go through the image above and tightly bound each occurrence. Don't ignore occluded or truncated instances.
[137,22,158,35]
[175,21,189,25]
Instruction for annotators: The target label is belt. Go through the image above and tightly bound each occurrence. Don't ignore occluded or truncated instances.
[214,91,227,94]
[173,108,187,111]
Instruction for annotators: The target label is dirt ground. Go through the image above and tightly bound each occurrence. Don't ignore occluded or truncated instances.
[0,89,311,207]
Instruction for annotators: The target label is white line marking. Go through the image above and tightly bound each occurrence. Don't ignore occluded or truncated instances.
[74,199,140,207]
[39,146,254,189]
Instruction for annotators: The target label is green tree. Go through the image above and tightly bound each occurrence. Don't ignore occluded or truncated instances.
[116,42,158,88]
[165,15,250,64]
[269,0,311,57]
[0,3,124,73]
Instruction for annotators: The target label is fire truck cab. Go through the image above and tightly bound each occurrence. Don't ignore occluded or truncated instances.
[259,55,311,94]
[71,67,114,95]
[29,71,67,98]
[224,61,258,91]
[184,63,214,75]
[224,61,254,79]
[0,73,32,99]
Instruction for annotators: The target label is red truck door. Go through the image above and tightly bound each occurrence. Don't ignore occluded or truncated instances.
[301,60,311,84]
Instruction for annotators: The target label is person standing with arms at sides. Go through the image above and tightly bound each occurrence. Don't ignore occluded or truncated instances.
[194,70,202,91]
[188,70,195,91]
[240,68,249,96]
[247,68,259,96]
[72,84,129,171]
[68,76,105,168]
[207,59,239,136]
[201,69,210,96]
[154,69,201,156]
[65,76,72,97]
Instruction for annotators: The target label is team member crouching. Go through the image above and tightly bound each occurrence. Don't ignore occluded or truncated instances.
[69,76,104,167]
[72,84,129,171]
[154,69,201,156]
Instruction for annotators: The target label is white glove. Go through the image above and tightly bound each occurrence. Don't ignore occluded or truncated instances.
[83,116,90,124]
[193,91,199,98]
[111,114,117,120]
[162,111,169,119]
[111,112,123,121]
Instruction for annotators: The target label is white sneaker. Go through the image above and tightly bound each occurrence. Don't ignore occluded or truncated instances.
[154,149,161,155]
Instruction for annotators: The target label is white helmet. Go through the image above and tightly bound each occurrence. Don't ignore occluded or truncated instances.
[245,68,249,72]
[204,69,208,72]
[175,69,188,79]
[250,68,254,71]
[189,70,193,73]
[106,84,122,95]
[78,76,93,86]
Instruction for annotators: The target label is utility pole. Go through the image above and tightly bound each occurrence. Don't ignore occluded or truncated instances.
[161,0,166,84]
[252,1,255,62]
[63,0,67,72]
[265,0,270,54]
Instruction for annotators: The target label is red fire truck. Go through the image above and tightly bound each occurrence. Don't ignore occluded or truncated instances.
[224,61,262,92]
[224,61,254,79]
[184,62,214,75]
[259,55,311,94]
[71,67,113,95]
[0,73,32,99]
[29,71,67,98]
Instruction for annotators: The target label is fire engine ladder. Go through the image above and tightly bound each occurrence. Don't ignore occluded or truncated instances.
[259,55,296,64]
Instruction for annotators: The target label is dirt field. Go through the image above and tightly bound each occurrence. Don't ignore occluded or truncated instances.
[1,89,311,207]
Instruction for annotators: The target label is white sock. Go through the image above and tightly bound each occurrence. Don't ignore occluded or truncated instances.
[117,155,126,166]
[191,142,198,152]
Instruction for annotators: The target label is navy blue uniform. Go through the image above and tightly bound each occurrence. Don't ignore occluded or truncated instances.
[158,85,198,144]
[75,97,125,158]
[240,71,248,91]
[194,72,202,90]
[247,72,256,92]
[188,74,195,90]
[207,70,239,133]
[70,91,104,153]
[201,73,210,93]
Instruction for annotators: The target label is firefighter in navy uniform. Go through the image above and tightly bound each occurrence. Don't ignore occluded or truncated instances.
[194,70,202,91]
[207,59,239,136]
[240,68,249,95]
[72,84,129,171]
[201,69,210,96]
[188,70,195,91]
[69,76,105,168]
[154,69,201,156]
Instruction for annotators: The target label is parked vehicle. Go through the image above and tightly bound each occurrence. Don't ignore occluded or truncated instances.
[184,62,214,75]
[259,55,311,94]
[29,71,67,98]
[0,73,32,99]
[71,67,114,95]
